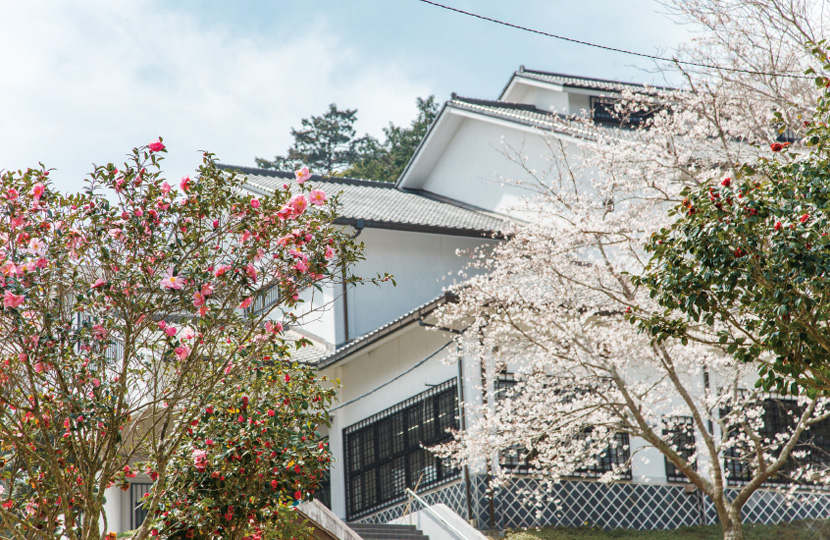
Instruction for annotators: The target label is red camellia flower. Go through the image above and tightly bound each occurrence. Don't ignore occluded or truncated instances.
[148,139,165,153]
[774,221,782,231]
[800,213,810,223]
[734,248,743,258]
[271,480,278,490]
[294,491,302,500]
[770,142,784,152]
[721,178,731,187]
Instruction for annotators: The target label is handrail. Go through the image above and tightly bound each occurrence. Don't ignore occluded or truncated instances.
[404,488,472,540]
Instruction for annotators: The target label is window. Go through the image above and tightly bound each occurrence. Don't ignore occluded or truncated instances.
[723,398,830,485]
[130,483,152,530]
[663,416,696,483]
[591,96,654,127]
[343,379,459,519]
[572,431,631,479]
[495,373,630,479]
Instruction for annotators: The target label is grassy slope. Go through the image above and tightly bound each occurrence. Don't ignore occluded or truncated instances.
[504,521,830,540]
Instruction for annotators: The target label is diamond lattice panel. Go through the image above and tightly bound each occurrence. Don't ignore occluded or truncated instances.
[483,478,701,531]
[705,489,830,525]
[353,480,468,524]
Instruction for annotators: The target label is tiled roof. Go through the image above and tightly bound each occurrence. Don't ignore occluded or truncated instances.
[217,165,505,237]
[449,97,608,141]
[281,329,331,365]
[512,69,672,95]
[316,292,454,369]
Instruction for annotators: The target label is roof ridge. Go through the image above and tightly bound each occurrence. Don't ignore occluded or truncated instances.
[216,163,396,189]
[451,95,544,113]
[517,69,674,92]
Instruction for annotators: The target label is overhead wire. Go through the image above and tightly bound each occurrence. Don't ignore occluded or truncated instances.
[415,0,814,80]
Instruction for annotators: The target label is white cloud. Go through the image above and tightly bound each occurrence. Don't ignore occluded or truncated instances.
[0,0,432,191]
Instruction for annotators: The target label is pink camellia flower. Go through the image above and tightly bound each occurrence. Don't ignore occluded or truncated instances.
[201,283,214,296]
[92,278,106,289]
[215,265,231,277]
[324,246,335,260]
[161,181,172,194]
[3,290,25,309]
[160,268,184,290]
[193,291,206,307]
[175,345,191,361]
[267,409,275,417]
[180,176,191,192]
[6,188,18,200]
[134,208,144,217]
[246,264,257,283]
[800,213,810,223]
[288,194,308,214]
[251,198,260,209]
[31,183,45,200]
[192,448,207,471]
[92,378,101,388]
[205,438,214,446]
[239,297,253,309]
[294,260,308,273]
[165,326,177,337]
[157,320,167,330]
[295,166,311,184]
[212,219,219,229]
[148,139,165,153]
[92,324,107,340]
[265,321,283,333]
[309,189,327,206]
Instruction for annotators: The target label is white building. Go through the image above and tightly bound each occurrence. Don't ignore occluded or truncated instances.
[112,69,830,534]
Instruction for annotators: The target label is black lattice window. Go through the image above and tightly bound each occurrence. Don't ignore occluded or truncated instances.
[496,374,532,471]
[344,379,460,519]
[313,437,331,508]
[571,431,631,479]
[130,483,152,530]
[495,374,630,478]
[591,96,654,127]
[663,416,696,483]
[723,398,830,485]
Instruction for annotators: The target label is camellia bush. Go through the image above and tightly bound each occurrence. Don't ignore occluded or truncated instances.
[0,142,382,540]
[636,44,830,396]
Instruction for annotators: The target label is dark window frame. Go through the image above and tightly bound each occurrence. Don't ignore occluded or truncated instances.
[130,482,152,530]
[495,373,631,479]
[343,379,460,520]
[663,416,697,483]
[590,96,654,128]
[722,397,830,486]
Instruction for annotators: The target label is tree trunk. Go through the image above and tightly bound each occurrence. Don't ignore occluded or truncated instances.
[721,505,743,540]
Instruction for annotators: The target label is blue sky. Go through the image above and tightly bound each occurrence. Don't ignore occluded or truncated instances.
[0,1,693,192]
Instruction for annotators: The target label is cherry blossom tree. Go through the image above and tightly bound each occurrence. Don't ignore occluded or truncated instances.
[0,144,381,540]
[433,4,829,540]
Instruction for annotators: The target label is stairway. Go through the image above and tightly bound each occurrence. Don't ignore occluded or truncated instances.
[347,522,430,540]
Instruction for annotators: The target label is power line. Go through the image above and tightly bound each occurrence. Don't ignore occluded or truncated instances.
[416,0,813,80]
[330,341,454,411]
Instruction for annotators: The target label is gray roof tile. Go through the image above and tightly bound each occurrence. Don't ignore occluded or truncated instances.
[217,165,505,237]
[514,69,672,95]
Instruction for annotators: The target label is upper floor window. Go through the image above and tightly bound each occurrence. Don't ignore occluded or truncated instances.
[591,96,654,128]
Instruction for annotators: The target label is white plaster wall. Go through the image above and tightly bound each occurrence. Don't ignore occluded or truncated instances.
[322,324,458,518]
[419,118,574,216]
[294,281,340,344]
[343,228,493,343]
